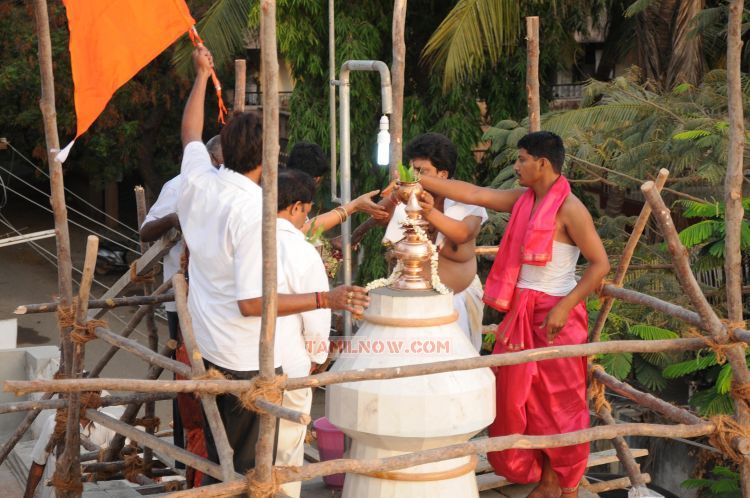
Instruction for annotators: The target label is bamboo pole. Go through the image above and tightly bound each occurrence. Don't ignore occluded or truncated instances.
[173,274,236,482]
[54,235,98,497]
[642,181,750,489]
[12,335,748,397]
[101,340,178,464]
[599,283,702,327]
[135,186,158,468]
[165,422,715,497]
[0,392,174,415]
[255,0,281,494]
[89,231,179,320]
[15,292,175,315]
[526,16,540,132]
[592,367,704,425]
[725,0,745,324]
[596,408,647,487]
[591,168,670,342]
[389,0,407,179]
[234,59,246,112]
[726,6,749,491]
[85,409,226,481]
[88,279,173,378]
[93,327,189,376]
[586,474,651,494]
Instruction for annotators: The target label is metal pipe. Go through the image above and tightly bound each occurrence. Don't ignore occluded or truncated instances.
[336,60,392,336]
[328,0,340,203]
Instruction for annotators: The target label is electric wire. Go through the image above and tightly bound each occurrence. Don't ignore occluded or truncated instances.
[0,214,166,343]
[0,165,142,253]
[6,143,140,236]
[1,181,141,256]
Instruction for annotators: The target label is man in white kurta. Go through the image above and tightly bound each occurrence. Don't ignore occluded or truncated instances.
[24,403,126,498]
[273,169,331,498]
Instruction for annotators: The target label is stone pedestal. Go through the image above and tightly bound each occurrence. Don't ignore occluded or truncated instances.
[326,288,495,498]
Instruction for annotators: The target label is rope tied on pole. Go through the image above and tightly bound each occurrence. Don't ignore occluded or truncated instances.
[245,467,282,498]
[685,328,745,365]
[56,298,108,344]
[133,416,161,432]
[709,415,750,463]
[122,451,145,482]
[129,261,156,284]
[45,391,102,454]
[589,364,612,413]
[239,374,288,412]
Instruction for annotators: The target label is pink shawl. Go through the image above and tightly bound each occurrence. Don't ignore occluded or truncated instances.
[482,176,571,311]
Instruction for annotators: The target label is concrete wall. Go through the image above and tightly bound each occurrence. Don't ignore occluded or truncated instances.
[0,346,59,440]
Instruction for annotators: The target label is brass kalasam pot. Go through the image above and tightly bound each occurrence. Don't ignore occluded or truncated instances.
[395,180,423,205]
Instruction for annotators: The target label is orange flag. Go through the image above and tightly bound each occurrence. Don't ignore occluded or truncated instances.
[57,0,195,161]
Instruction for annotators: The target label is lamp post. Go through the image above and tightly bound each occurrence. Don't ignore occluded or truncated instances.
[332,61,393,336]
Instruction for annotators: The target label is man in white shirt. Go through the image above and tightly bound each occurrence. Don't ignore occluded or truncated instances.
[273,169,331,497]
[139,135,222,463]
[382,133,488,349]
[178,47,369,481]
[23,396,125,498]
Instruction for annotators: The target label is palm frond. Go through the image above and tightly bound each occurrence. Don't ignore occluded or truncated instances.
[624,0,660,18]
[663,353,718,378]
[172,0,252,77]
[629,324,679,340]
[716,363,733,395]
[678,219,722,248]
[634,358,668,391]
[599,352,633,380]
[421,0,520,91]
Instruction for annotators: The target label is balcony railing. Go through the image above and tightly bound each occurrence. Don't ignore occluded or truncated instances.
[551,83,584,100]
[245,91,293,109]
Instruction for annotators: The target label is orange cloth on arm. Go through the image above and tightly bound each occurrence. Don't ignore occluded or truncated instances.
[59,0,195,159]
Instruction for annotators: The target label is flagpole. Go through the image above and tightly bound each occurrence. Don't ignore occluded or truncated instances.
[32,0,81,496]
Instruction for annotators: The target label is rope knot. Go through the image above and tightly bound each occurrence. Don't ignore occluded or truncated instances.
[70,319,107,344]
[133,416,161,432]
[239,374,288,412]
[709,415,750,463]
[130,261,156,284]
[685,328,743,365]
[588,364,612,413]
[245,468,281,498]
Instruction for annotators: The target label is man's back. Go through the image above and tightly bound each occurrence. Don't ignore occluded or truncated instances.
[177,141,281,371]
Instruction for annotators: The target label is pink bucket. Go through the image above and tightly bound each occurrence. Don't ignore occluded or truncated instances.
[313,417,345,488]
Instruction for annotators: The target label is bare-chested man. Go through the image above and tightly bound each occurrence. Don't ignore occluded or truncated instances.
[382,133,487,349]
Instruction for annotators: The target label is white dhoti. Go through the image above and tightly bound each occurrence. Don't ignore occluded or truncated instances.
[454,274,484,351]
[275,387,313,498]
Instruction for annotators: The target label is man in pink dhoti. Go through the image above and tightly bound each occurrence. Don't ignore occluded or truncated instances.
[420,131,610,497]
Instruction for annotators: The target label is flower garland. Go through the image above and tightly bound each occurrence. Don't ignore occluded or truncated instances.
[365,217,451,295]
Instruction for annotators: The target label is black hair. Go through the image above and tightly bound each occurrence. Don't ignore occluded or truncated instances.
[220,111,263,174]
[517,131,565,173]
[404,132,457,178]
[287,141,328,179]
[277,169,316,212]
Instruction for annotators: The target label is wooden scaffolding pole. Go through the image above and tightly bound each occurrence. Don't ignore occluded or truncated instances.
[173,274,236,482]
[53,235,98,496]
[642,182,750,491]
[134,186,158,469]
[253,0,282,495]
[591,168,670,342]
[234,59,247,112]
[15,292,175,315]
[166,422,716,497]
[526,16,540,132]
[389,0,407,178]
[724,1,750,490]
